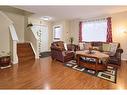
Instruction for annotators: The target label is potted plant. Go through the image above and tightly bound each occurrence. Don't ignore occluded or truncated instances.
[69,37,74,44]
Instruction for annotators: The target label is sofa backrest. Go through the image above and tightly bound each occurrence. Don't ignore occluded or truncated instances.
[51,41,65,51]
[85,41,120,48]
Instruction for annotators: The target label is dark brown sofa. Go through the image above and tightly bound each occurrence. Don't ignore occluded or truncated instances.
[78,42,123,66]
[50,41,75,62]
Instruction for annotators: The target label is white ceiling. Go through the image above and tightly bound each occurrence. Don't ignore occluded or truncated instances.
[14,6,127,21]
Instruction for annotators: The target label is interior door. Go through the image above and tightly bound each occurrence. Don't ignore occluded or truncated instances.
[32,25,48,53]
[40,25,48,52]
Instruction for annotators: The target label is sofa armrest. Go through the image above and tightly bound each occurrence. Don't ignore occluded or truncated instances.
[116,48,123,54]
[115,48,123,61]
[75,45,80,51]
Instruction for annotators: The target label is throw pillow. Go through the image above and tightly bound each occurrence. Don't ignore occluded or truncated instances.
[56,43,65,50]
[109,43,118,56]
[84,43,92,50]
[102,43,111,52]
[79,43,84,50]
[64,43,68,51]
[99,46,103,52]
[92,46,99,50]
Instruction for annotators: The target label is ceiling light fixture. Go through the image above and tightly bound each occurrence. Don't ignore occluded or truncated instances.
[40,16,52,21]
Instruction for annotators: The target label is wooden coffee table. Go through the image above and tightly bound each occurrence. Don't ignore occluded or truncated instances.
[76,50,109,72]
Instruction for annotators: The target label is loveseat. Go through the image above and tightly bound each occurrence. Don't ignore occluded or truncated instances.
[78,42,123,66]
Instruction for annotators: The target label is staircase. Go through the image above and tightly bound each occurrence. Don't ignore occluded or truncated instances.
[17,42,35,63]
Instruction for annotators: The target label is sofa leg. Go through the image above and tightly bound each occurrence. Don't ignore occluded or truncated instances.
[52,58,56,63]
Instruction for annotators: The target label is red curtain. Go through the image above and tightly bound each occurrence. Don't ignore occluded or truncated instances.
[79,21,82,42]
[106,17,112,42]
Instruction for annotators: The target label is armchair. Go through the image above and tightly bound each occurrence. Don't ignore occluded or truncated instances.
[50,41,74,62]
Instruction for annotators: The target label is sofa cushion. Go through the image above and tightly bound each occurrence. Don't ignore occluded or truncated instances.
[102,43,111,52]
[79,43,84,50]
[109,43,118,56]
[58,42,65,50]
[92,46,100,50]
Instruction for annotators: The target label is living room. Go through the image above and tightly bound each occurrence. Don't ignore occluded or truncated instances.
[0,0,127,95]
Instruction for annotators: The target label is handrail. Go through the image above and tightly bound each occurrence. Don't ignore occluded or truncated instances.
[9,24,19,64]
[9,24,19,41]
[26,27,39,59]
[31,28,39,40]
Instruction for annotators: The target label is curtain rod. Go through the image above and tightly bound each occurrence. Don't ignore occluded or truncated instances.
[80,17,108,22]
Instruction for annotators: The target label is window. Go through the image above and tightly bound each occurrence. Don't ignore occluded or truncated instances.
[82,19,107,42]
[53,25,62,41]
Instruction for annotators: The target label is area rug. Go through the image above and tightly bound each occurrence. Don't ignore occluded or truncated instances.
[39,51,51,58]
[64,60,117,83]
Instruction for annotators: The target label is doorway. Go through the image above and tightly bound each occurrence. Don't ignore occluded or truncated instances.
[32,25,49,56]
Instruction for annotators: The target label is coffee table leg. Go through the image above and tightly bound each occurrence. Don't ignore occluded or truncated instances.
[77,55,79,65]
[105,57,109,69]
[95,58,99,72]
[95,59,97,72]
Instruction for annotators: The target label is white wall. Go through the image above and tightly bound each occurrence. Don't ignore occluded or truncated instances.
[70,19,79,44]
[51,20,71,44]
[0,13,11,54]
[111,12,127,60]
[4,11,25,42]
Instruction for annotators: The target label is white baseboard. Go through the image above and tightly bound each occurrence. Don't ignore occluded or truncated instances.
[11,60,18,64]
[121,58,127,61]
[35,55,39,59]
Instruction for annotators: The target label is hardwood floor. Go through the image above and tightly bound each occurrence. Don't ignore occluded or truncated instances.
[0,57,127,89]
